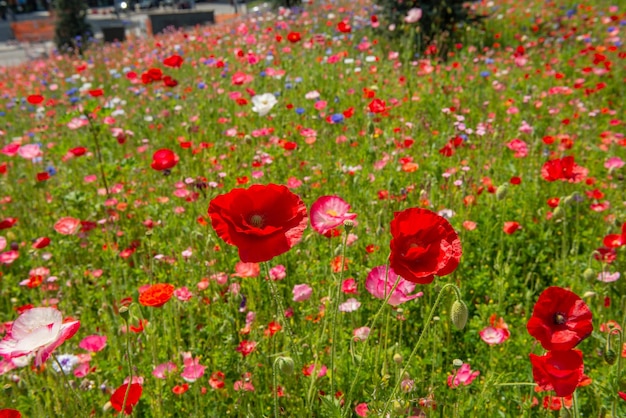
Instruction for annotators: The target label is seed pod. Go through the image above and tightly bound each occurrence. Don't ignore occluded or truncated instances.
[582,268,595,281]
[495,184,508,200]
[277,356,295,375]
[450,300,469,330]
[604,349,617,366]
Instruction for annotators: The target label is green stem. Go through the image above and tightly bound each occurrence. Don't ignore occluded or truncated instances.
[272,358,280,418]
[85,110,110,196]
[121,313,134,416]
[51,353,86,411]
[330,228,350,397]
[263,263,301,367]
[381,283,462,415]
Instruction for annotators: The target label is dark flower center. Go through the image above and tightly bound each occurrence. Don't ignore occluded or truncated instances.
[249,214,264,228]
[553,312,567,325]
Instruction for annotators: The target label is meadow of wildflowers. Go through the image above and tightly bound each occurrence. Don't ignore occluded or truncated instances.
[0,0,624,416]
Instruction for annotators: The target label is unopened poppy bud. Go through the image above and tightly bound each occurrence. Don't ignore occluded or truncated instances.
[450,300,468,330]
[277,356,294,375]
[452,359,464,368]
[118,306,130,322]
[343,220,354,232]
[393,353,403,364]
[583,268,595,281]
[604,349,617,365]
[562,193,578,206]
[495,184,508,200]
[552,206,565,220]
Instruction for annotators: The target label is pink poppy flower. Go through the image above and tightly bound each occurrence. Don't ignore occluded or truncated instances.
[153,362,177,379]
[310,195,357,236]
[0,236,5,251]
[1,143,20,156]
[79,335,107,352]
[0,250,19,265]
[479,314,511,345]
[365,266,423,306]
[269,265,286,280]
[232,262,260,278]
[293,284,312,302]
[0,307,80,366]
[53,217,81,235]
[355,403,369,417]
[605,157,624,170]
[404,7,422,23]
[447,363,480,388]
[17,144,42,160]
[338,298,361,312]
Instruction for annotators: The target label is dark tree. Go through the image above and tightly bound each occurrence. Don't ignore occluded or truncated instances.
[374,0,487,59]
[54,0,92,55]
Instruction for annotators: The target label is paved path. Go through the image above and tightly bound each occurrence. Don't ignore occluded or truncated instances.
[0,1,261,67]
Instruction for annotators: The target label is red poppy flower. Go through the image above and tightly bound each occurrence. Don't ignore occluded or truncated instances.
[139,283,175,307]
[163,54,184,68]
[151,149,179,171]
[163,76,178,88]
[389,208,462,284]
[32,237,51,249]
[110,383,142,415]
[208,184,308,263]
[287,32,301,43]
[541,156,588,183]
[526,286,593,351]
[0,409,21,418]
[529,349,584,397]
[368,98,386,114]
[337,21,351,33]
[0,218,17,230]
[88,89,103,97]
[69,147,87,156]
[27,95,44,105]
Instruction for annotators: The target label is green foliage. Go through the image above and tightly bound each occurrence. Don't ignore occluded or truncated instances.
[54,0,92,55]
[373,0,488,57]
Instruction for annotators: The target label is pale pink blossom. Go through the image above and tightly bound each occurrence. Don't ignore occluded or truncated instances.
[293,284,313,302]
[17,144,42,160]
[153,362,178,379]
[597,271,620,283]
[339,298,361,312]
[506,139,528,158]
[174,287,193,302]
[365,266,423,306]
[404,8,422,23]
[353,326,370,341]
[0,236,6,252]
[0,307,80,366]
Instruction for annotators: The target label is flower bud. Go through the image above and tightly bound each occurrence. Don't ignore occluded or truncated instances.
[118,306,130,322]
[277,356,295,375]
[450,300,468,330]
[604,349,617,366]
[552,206,565,220]
[393,353,403,364]
[495,184,508,200]
[583,268,595,281]
[343,220,354,233]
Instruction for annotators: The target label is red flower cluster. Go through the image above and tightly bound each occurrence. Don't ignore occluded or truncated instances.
[541,156,588,183]
[208,184,308,263]
[389,208,462,284]
[527,287,593,397]
[163,54,184,68]
[141,67,178,88]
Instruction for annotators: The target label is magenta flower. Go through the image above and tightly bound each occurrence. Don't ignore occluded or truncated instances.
[78,335,107,352]
[310,195,357,236]
[0,307,80,366]
[447,363,480,388]
[365,266,423,306]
